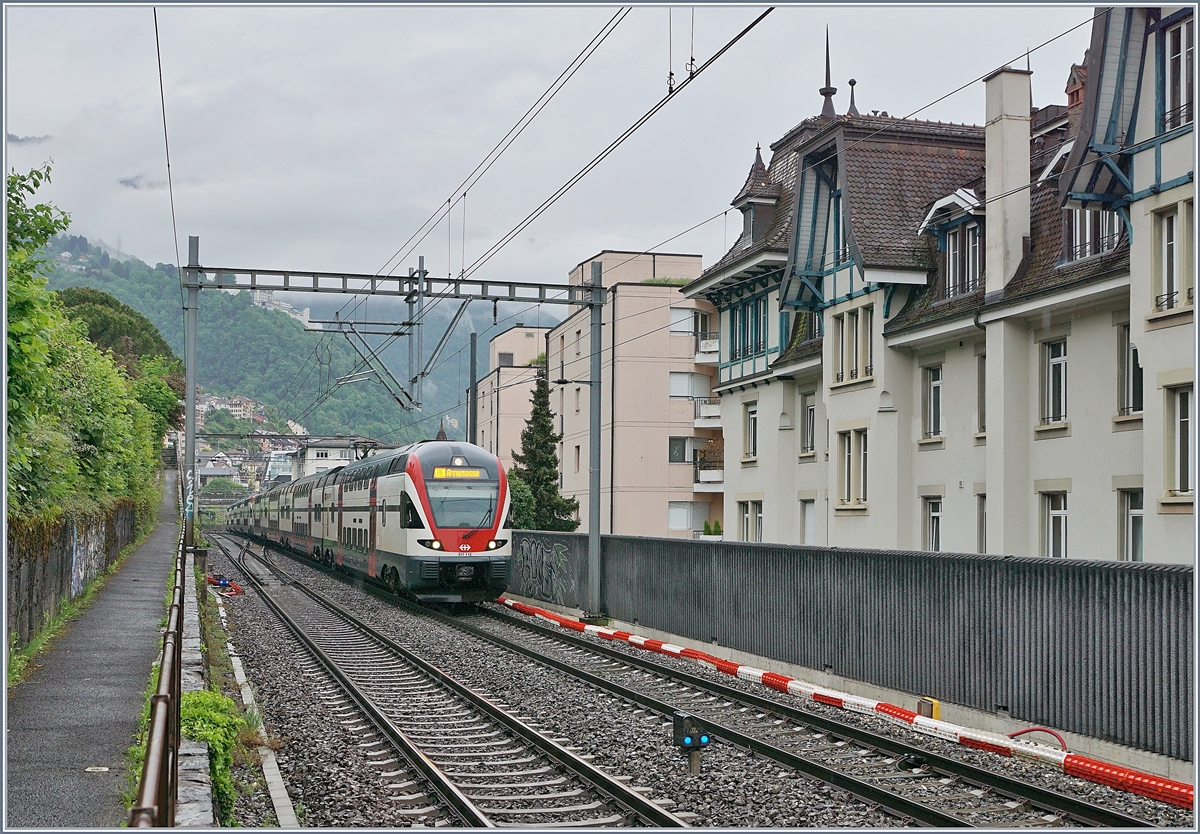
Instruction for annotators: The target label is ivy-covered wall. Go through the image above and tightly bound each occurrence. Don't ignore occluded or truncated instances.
[6,501,135,649]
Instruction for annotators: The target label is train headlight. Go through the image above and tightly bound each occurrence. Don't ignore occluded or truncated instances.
[418,539,443,550]
[486,540,496,550]
[488,539,507,549]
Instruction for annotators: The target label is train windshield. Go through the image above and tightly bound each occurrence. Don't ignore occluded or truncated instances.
[425,481,498,529]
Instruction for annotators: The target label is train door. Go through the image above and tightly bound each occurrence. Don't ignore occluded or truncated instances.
[368,475,377,577]
[336,482,344,567]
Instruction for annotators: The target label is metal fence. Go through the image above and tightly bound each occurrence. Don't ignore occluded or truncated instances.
[509,532,1193,761]
[129,532,186,827]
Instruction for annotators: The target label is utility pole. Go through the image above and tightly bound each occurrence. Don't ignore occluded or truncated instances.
[469,332,478,444]
[183,236,199,550]
[587,275,603,617]
[415,255,425,406]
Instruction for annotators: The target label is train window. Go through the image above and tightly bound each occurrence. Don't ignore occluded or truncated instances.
[380,500,387,526]
[399,493,423,529]
[389,455,408,475]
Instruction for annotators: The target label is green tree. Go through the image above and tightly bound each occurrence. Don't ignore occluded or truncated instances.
[7,165,74,512]
[57,286,174,364]
[200,477,248,497]
[509,362,579,531]
[506,473,536,530]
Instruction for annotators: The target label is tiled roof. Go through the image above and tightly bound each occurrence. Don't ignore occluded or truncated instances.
[841,122,986,271]
[884,148,1130,337]
[772,311,822,367]
[701,145,798,279]
[731,146,781,205]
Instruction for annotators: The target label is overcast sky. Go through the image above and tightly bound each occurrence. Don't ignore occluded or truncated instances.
[6,3,1096,290]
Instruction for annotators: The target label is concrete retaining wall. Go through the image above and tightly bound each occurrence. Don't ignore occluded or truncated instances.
[6,501,136,649]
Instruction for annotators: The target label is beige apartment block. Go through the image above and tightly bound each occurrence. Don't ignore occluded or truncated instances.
[549,251,722,538]
[475,324,551,471]
[682,9,1194,563]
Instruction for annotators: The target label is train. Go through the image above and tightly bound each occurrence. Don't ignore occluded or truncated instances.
[226,440,512,603]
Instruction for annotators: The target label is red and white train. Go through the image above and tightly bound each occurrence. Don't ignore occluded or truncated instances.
[227,440,512,603]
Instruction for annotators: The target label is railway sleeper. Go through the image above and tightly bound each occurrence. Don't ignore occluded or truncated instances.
[481,801,607,815]
[455,777,569,790]
[465,790,587,802]
[493,814,627,828]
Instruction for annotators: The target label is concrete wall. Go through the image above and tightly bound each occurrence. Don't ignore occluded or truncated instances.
[6,501,136,649]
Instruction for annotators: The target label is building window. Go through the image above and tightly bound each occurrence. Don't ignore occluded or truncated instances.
[836,429,868,505]
[1155,204,1194,310]
[1063,209,1119,262]
[575,329,582,356]
[862,306,874,375]
[846,310,859,378]
[1043,493,1068,558]
[668,437,689,463]
[738,500,763,542]
[315,450,329,459]
[800,393,817,453]
[575,387,581,413]
[574,444,581,473]
[498,352,514,367]
[944,222,981,297]
[669,501,709,531]
[1163,17,1194,131]
[1042,340,1067,424]
[923,365,943,438]
[925,498,942,552]
[744,403,759,459]
[669,371,711,399]
[1122,490,1144,562]
[1118,324,1143,415]
[799,499,815,544]
[977,494,987,554]
[977,354,986,432]
[858,429,867,502]
[1172,387,1193,495]
[559,335,565,378]
[670,308,694,333]
[832,314,844,381]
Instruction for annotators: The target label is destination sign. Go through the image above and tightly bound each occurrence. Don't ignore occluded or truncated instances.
[433,467,482,479]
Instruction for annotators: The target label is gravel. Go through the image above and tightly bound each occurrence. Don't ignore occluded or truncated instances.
[213,539,1194,828]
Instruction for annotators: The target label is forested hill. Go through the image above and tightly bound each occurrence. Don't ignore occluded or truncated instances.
[43,235,560,443]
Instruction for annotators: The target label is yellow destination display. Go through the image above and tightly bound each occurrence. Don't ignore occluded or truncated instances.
[433,467,482,479]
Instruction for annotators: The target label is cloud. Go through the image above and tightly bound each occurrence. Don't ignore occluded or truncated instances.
[6,133,51,144]
[118,174,168,190]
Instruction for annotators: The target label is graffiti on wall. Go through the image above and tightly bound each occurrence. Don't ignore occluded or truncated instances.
[513,537,576,607]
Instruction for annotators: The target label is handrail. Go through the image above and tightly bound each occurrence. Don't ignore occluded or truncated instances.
[129,533,186,827]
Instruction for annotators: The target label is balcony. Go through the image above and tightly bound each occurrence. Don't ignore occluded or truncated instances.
[694,397,721,428]
[693,440,724,493]
[694,331,719,364]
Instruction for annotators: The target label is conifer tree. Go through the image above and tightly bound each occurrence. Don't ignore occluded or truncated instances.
[510,360,579,531]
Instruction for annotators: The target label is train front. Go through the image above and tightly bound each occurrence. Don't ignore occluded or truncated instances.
[407,442,511,603]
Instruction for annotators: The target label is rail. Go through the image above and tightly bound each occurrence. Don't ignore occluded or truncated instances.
[128,532,186,827]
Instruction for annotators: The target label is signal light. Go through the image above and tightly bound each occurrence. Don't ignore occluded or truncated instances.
[673,711,709,749]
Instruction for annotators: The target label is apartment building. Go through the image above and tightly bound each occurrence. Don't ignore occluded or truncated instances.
[475,323,551,471]
[549,251,720,538]
[681,9,1194,563]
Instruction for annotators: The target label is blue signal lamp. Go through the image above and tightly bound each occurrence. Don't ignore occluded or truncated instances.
[673,711,710,749]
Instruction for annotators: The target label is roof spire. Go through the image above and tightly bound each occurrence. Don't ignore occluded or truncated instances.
[435,418,448,441]
[819,26,837,118]
[755,143,763,166]
[847,78,860,117]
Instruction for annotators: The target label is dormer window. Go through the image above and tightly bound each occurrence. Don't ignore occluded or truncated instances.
[944,222,981,298]
[742,205,754,240]
[1063,208,1119,262]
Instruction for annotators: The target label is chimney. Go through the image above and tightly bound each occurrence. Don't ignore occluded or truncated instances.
[983,67,1032,295]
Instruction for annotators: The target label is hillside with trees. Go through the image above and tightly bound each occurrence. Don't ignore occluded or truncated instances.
[44,235,562,444]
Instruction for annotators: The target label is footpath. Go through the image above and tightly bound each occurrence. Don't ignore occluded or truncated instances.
[6,469,179,828]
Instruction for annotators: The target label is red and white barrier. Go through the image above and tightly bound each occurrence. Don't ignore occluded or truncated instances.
[498,597,1194,810]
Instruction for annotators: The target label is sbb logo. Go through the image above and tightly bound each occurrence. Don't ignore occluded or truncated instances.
[459,544,471,551]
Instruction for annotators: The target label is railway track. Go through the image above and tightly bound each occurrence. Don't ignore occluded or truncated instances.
[210,534,688,828]
[219,534,1166,828]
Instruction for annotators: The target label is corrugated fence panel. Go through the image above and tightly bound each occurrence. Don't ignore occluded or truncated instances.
[512,532,1192,760]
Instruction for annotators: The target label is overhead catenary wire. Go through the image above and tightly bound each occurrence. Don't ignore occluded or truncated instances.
[151,8,184,310]
[283,8,1102,437]
[457,7,775,284]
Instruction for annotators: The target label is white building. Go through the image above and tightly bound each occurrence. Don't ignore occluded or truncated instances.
[289,436,397,480]
[475,324,551,471]
[681,13,1193,563]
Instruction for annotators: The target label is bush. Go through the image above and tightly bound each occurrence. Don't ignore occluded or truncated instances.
[181,689,247,826]
[712,519,722,536]
[703,519,712,536]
